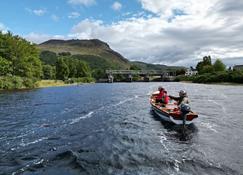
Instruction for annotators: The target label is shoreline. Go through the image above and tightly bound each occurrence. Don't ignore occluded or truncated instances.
[0,80,95,91]
[36,80,78,88]
[1,80,242,91]
[179,80,243,86]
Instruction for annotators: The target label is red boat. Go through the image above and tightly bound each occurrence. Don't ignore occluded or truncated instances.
[150,91,198,125]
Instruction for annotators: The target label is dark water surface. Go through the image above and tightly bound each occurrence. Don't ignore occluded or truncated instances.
[0,83,243,175]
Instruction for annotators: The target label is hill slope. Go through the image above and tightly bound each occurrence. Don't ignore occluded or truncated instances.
[38,39,130,69]
[131,61,185,71]
[38,39,185,72]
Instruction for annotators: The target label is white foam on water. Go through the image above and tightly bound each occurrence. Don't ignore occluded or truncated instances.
[200,122,218,133]
[112,97,134,107]
[70,111,94,124]
[20,137,48,147]
[174,159,181,172]
[70,95,138,125]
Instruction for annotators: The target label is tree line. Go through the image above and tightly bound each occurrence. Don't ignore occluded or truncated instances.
[0,31,93,89]
[40,51,92,82]
[176,56,243,83]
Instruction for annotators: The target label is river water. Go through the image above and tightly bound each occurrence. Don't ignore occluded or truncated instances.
[0,82,243,175]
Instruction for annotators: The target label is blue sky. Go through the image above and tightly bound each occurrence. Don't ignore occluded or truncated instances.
[0,0,243,66]
[0,0,142,35]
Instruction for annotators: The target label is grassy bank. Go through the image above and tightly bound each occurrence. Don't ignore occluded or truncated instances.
[0,76,95,90]
[35,80,73,88]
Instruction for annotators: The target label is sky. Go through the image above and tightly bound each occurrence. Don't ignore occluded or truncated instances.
[0,0,243,66]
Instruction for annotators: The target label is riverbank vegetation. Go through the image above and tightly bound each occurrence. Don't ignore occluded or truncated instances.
[0,31,94,90]
[176,56,243,84]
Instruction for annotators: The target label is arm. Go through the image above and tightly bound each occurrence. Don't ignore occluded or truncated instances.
[169,95,180,101]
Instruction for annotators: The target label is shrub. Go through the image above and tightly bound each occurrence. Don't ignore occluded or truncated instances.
[0,76,38,90]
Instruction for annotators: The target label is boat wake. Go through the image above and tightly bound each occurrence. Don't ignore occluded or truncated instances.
[20,137,48,147]
[208,99,227,114]
[112,96,137,107]
[70,111,94,124]
[200,122,218,133]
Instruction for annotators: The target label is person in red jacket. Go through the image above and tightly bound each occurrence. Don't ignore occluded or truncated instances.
[155,86,165,103]
[162,90,170,104]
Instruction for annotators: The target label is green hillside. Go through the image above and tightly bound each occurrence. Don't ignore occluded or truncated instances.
[131,61,185,71]
[38,39,130,70]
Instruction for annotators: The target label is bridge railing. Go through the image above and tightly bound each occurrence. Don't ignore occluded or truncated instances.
[105,70,175,75]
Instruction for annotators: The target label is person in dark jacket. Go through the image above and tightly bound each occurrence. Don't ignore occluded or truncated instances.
[169,90,189,106]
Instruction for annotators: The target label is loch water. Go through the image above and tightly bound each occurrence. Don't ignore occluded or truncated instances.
[0,82,243,175]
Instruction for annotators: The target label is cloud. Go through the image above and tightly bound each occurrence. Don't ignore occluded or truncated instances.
[51,14,60,22]
[26,8,47,16]
[33,9,46,16]
[24,32,66,44]
[112,2,122,11]
[0,22,8,33]
[69,0,243,66]
[68,0,96,7]
[25,0,243,66]
[68,12,80,19]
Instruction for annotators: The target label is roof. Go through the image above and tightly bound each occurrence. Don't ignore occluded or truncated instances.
[233,65,243,69]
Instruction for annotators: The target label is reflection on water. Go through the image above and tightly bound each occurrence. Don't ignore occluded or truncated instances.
[0,82,243,175]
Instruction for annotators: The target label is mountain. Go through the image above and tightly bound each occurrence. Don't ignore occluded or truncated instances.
[38,39,130,70]
[131,61,185,71]
[131,61,167,70]
[38,39,185,71]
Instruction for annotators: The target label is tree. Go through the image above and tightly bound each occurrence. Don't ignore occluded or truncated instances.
[0,56,12,76]
[130,64,141,70]
[64,57,78,78]
[76,60,91,77]
[200,65,214,74]
[0,32,43,78]
[40,51,58,66]
[92,69,106,79]
[56,58,69,80]
[43,65,56,79]
[213,59,226,72]
[196,56,212,74]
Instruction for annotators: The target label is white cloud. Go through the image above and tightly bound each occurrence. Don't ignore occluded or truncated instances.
[26,8,47,16]
[25,0,243,66]
[24,33,66,44]
[68,0,96,6]
[33,9,47,16]
[51,14,60,22]
[69,0,243,66]
[68,12,80,19]
[139,0,217,18]
[112,2,122,11]
[0,23,8,33]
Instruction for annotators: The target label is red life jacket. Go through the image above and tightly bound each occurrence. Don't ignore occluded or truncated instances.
[163,95,170,104]
[156,90,164,100]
